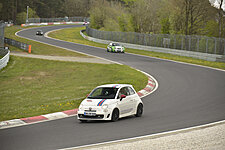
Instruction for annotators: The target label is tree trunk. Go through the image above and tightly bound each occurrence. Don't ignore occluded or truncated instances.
[185,0,190,35]
[219,0,224,38]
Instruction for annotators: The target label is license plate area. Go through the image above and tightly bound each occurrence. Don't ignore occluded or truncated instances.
[84,112,96,116]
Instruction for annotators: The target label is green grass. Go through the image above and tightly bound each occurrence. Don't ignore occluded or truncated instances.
[48,26,107,48]
[49,27,225,70]
[4,26,88,57]
[0,56,147,121]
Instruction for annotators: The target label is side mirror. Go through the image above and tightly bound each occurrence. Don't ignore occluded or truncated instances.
[120,94,126,101]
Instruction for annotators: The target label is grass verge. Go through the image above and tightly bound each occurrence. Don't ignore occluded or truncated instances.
[49,27,225,70]
[5,25,87,57]
[0,56,147,121]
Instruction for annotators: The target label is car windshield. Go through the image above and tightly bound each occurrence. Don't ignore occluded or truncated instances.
[88,87,118,99]
[112,43,121,46]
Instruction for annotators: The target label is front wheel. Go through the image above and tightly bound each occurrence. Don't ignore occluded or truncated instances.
[111,108,119,122]
[135,103,143,117]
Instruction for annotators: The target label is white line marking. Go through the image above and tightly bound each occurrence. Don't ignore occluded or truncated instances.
[44,29,121,65]
[60,120,225,150]
[0,26,158,130]
[127,52,225,72]
[13,26,225,150]
[15,28,122,65]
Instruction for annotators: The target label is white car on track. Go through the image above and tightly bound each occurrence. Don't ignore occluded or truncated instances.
[107,43,125,53]
[77,84,143,122]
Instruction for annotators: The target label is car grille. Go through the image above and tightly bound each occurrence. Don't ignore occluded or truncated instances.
[84,110,96,112]
[78,114,104,119]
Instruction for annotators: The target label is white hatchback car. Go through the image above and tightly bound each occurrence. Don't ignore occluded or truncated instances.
[77,84,143,122]
[107,43,125,53]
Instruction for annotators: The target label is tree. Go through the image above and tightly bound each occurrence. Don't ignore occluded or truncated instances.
[16,12,27,24]
[168,0,213,35]
[129,0,161,33]
[89,0,128,31]
[63,0,91,17]
[214,0,224,38]
[16,7,39,24]
[160,18,170,34]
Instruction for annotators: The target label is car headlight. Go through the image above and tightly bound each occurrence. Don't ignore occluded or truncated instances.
[101,104,108,112]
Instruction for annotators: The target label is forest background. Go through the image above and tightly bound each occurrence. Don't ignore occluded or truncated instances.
[0,0,225,38]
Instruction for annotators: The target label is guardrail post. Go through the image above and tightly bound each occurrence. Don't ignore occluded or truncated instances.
[181,36,184,50]
[173,35,176,49]
[197,37,199,52]
[214,38,217,54]
[224,40,225,55]
[188,36,191,51]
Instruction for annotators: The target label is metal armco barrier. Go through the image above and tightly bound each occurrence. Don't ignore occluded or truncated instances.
[0,49,10,70]
[28,17,89,23]
[4,37,31,53]
[86,26,225,56]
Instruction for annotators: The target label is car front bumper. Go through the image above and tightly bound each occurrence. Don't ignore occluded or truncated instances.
[77,107,112,120]
[115,49,124,52]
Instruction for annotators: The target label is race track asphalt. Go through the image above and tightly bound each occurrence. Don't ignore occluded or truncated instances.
[0,25,224,150]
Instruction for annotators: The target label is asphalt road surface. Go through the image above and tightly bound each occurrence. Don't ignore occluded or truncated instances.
[0,25,224,150]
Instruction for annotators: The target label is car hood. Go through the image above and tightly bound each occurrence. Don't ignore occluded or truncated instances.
[81,99,117,106]
[114,46,123,49]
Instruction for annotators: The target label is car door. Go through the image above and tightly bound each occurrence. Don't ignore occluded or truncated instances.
[117,87,133,116]
[127,86,138,109]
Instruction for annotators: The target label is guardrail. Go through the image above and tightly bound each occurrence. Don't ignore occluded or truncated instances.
[4,37,31,53]
[21,21,87,27]
[81,30,224,62]
[0,49,10,70]
[28,17,89,23]
[86,26,225,56]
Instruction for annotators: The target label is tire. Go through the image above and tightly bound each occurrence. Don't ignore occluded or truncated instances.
[111,108,119,122]
[135,103,143,117]
[107,48,109,52]
[79,120,87,123]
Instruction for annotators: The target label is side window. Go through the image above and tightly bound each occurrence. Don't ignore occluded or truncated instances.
[117,87,129,99]
[128,87,135,95]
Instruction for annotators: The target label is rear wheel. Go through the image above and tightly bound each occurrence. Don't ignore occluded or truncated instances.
[135,103,143,117]
[111,108,119,122]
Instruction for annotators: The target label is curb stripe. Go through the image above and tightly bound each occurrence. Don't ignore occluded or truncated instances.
[0,51,157,129]
[63,109,78,115]
[21,116,48,123]
[0,73,157,129]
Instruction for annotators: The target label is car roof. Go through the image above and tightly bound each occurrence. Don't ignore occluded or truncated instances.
[97,84,132,89]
